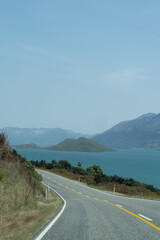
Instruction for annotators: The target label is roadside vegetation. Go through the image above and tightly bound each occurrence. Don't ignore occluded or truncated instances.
[30,159,160,199]
[0,133,62,240]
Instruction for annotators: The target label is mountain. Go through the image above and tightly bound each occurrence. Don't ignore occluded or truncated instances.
[0,127,93,147]
[93,113,160,149]
[12,143,41,149]
[46,137,114,152]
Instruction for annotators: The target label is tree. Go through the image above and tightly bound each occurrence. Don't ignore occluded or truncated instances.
[40,160,46,168]
[77,162,82,168]
[59,160,72,170]
[87,165,103,176]
[46,163,54,169]
[52,160,57,165]
[87,165,103,183]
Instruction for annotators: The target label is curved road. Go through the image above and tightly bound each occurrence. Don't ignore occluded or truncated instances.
[36,170,160,240]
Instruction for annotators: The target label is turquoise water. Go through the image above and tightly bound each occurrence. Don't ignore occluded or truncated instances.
[15,148,160,189]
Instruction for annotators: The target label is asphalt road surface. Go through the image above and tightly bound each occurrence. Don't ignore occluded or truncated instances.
[36,170,160,240]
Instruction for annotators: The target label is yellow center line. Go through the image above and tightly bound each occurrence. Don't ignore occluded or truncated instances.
[42,174,160,232]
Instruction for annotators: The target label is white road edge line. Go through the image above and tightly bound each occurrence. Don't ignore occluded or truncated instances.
[116,204,123,208]
[34,182,66,240]
[138,214,153,222]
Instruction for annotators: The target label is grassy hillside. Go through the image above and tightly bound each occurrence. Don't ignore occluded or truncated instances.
[47,137,114,152]
[0,134,62,240]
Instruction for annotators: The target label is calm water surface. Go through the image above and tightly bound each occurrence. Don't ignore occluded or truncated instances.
[15,148,160,188]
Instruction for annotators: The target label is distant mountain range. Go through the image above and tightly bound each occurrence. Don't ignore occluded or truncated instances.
[1,113,160,150]
[93,113,160,149]
[46,137,114,152]
[1,127,93,147]
[12,143,41,149]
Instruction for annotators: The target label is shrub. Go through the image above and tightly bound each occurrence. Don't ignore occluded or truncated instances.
[59,160,72,170]
[0,133,8,146]
[72,166,86,175]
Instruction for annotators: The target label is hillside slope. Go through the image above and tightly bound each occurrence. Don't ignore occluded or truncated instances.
[46,137,114,152]
[0,134,62,240]
[93,113,160,149]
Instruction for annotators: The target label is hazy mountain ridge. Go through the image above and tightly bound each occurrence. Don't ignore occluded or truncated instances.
[1,113,160,149]
[0,127,93,147]
[93,113,160,149]
[46,137,114,152]
[12,143,41,149]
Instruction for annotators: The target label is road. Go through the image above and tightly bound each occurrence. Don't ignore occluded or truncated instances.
[36,170,160,240]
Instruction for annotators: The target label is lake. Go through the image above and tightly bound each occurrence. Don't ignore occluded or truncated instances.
[15,148,160,189]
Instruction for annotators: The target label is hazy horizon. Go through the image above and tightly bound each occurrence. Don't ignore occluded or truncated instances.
[0,112,158,135]
[1,1,160,134]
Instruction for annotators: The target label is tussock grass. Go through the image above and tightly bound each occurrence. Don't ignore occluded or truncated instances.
[0,189,62,240]
[0,133,62,240]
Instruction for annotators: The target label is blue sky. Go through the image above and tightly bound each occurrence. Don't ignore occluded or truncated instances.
[0,0,160,133]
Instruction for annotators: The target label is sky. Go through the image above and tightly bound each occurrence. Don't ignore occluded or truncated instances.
[0,0,160,134]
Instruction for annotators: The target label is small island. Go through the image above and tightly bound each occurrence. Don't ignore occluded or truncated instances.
[46,137,114,152]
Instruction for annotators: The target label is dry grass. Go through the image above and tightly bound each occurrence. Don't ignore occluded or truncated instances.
[0,161,62,240]
[0,160,39,213]
[0,134,62,240]
[0,188,62,240]
[0,160,62,240]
